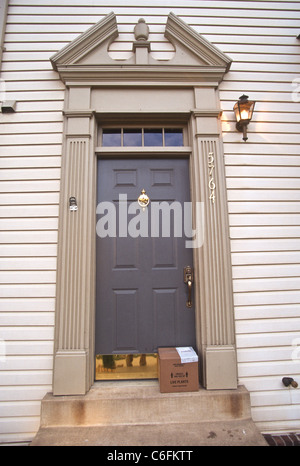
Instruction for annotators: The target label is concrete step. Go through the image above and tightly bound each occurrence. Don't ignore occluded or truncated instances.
[31,381,268,446]
[31,419,267,446]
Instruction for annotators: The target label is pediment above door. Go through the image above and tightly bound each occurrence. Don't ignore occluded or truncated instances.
[50,11,232,84]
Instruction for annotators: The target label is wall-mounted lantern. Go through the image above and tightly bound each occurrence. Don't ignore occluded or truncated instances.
[233,94,255,142]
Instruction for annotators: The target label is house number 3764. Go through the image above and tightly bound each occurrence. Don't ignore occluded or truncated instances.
[208,152,216,204]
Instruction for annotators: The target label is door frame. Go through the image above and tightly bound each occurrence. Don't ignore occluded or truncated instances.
[51,12,237,395]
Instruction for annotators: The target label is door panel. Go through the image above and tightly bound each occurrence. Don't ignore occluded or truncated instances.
[95,158,195,355]
[114,289,138,351]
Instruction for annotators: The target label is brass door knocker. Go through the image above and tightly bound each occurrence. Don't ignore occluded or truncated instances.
[138,189,150,209]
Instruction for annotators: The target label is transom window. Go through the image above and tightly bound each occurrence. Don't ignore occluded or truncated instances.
[101,128,184,147]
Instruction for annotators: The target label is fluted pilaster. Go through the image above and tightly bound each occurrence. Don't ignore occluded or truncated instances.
[53,112,96,395]
[191,104,237,389]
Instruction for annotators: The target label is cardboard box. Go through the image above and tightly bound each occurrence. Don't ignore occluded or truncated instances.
[158,347,199,393]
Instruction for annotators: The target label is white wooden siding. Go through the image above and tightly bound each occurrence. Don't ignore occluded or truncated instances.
[217,1,300,434]
[0,0,299,442]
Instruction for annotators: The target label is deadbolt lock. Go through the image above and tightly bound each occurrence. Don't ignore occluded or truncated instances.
[184,266,194,308]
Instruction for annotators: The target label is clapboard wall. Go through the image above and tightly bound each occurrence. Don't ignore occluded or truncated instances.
[0,0,299,443]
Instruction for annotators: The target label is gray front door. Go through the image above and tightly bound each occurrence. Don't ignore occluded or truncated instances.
[95,158,196,355]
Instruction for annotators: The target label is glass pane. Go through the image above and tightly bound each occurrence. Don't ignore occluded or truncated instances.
[144,129,163,146]
[123,129,142,146]
[95,354,158,380]
[102,129,121,146]
[165,129,183,146]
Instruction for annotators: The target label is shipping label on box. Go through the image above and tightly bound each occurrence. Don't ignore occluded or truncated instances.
[158,347,199,393]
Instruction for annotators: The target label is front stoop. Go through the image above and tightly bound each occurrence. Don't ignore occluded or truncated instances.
[30,382,268,446]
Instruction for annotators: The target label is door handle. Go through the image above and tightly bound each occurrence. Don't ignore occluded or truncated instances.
[184,266,193,308]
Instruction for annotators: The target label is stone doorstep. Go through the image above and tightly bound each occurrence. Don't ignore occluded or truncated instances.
[31,382,268,446]
[40,382,252,428]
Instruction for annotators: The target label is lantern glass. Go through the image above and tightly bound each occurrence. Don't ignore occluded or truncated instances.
[233,95,255,124]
